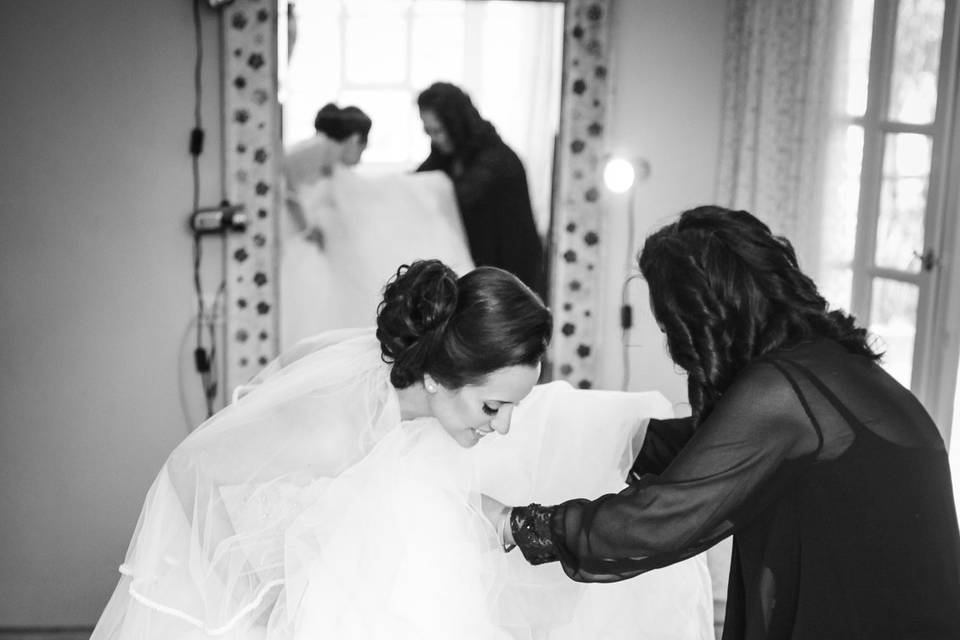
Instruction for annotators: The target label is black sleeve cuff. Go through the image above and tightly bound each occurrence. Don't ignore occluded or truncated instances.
[510,503,559,565]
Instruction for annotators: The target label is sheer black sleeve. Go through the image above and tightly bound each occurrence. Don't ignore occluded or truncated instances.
[626,416,697,483]
[511,361,822,581]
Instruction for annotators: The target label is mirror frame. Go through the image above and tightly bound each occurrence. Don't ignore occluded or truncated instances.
[220,0,613,394]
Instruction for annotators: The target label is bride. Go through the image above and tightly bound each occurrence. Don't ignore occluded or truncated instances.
[93,259,715,639]
[280,103,475,349]
[92,260,551,639]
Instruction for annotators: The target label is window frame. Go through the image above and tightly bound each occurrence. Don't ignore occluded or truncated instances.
[846,0,960,439]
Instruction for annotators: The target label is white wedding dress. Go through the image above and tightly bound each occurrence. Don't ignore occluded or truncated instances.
[92,330,713,639]
[280,164,475,350]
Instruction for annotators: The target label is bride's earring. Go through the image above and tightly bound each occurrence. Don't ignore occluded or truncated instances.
[424,375,438,394]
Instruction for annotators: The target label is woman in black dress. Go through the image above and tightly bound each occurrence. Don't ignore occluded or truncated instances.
[416,82,544,296]
[487,206,960,639]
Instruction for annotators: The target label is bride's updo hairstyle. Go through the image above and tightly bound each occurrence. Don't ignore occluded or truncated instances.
[314,102,372,145]
[377,259,552,389]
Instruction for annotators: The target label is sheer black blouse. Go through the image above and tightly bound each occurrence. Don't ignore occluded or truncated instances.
[511,339,960,639]
[417,136,543,295]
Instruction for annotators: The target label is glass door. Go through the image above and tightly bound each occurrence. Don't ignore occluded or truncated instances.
[820,0,959,435]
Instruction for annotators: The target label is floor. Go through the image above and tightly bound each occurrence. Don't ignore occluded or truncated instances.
[0,630,91,640]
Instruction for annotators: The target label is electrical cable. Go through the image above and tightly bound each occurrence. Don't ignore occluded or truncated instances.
[179,315,202,431]
[188,0,224,420]
[192,0,204,350]
[621,273,643,390]
[179,282,226,433]
[621,184,639,391]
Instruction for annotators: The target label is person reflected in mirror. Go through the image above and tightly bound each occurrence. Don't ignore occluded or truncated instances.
[416,81,544,296]
[279,101,477,349]
[284,102,372,249]
[280,103,374,347]
[486,206,960,640]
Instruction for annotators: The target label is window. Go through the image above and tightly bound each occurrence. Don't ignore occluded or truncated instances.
[817,0,959,428]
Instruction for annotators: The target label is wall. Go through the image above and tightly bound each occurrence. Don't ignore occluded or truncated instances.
[595,0,727,406]
[0,0,223,626]
[0,0,727,627]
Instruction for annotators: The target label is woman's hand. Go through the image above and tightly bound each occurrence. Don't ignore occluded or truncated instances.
[481,493,515,550]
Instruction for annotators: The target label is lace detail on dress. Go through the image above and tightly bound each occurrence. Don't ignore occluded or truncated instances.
[511,503,558,565]
[220,476,331,576]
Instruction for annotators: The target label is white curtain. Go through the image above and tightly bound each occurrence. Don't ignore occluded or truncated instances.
[715,0,847,270]
[462,2,565,237]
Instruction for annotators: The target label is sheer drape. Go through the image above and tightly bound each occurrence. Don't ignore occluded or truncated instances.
[462,2,565,237]
[716,0,848,269]
[279,167,474,350]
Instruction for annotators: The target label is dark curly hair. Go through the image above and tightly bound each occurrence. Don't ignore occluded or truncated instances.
[314,103,372,144]
[416,82,497,162]
[639,205,881,425]
[376,259,552,389]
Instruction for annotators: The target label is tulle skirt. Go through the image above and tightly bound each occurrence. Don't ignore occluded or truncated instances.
[280,169,475,349]
[93,338,714,639]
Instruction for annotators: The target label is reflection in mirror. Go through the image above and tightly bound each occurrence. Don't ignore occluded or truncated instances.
[277,0,564,350]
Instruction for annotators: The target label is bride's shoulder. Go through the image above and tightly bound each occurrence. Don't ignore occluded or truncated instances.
[278,328,377,367]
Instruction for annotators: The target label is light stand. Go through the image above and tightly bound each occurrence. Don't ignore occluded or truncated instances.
[601,155,650,390]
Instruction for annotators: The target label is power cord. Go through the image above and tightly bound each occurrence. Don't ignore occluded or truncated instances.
[621,273,643,390]
[179,282,225,431]
[620,183,640,391]
[189,0,222,420]
[185,1,249,424]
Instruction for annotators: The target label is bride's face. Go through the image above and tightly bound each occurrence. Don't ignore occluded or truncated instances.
[340,133,367,166]
[427,363,540,448]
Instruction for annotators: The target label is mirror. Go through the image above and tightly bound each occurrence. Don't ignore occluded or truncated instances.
[221,0,613,393]
[277,0,564,349]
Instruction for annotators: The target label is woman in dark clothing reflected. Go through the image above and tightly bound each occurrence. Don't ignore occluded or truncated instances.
[416,82,544,296]
[485,206,960,640]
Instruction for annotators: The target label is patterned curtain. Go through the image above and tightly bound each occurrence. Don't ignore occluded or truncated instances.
[716,0,844,269]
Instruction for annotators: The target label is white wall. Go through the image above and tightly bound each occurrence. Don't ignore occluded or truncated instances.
[595,0,727,407]
[0,0,727,627]
[0,1,223,626]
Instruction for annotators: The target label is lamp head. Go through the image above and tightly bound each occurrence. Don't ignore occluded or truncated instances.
[602,157,637,194]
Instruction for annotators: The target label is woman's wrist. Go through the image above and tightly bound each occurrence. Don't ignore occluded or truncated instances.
[497,506,516,552]
[510,503,559,565]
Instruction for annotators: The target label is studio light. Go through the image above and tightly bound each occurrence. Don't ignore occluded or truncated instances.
[602,157,636,194]
[598,154,652,391]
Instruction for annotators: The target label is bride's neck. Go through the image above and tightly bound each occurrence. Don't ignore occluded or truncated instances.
[395,383,432,421]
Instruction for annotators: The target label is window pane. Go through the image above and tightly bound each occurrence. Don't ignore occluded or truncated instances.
[841,0,876,116]
[410,14,466,88]
[822,125,865,267]
[818,125,862,312]
[821,267,853,315]
[412,0,465,16]
[875,133,930,270]
[344,15,409,84]
[888,0,945,124]
[869,278,918,387]
[283,2,343,146]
